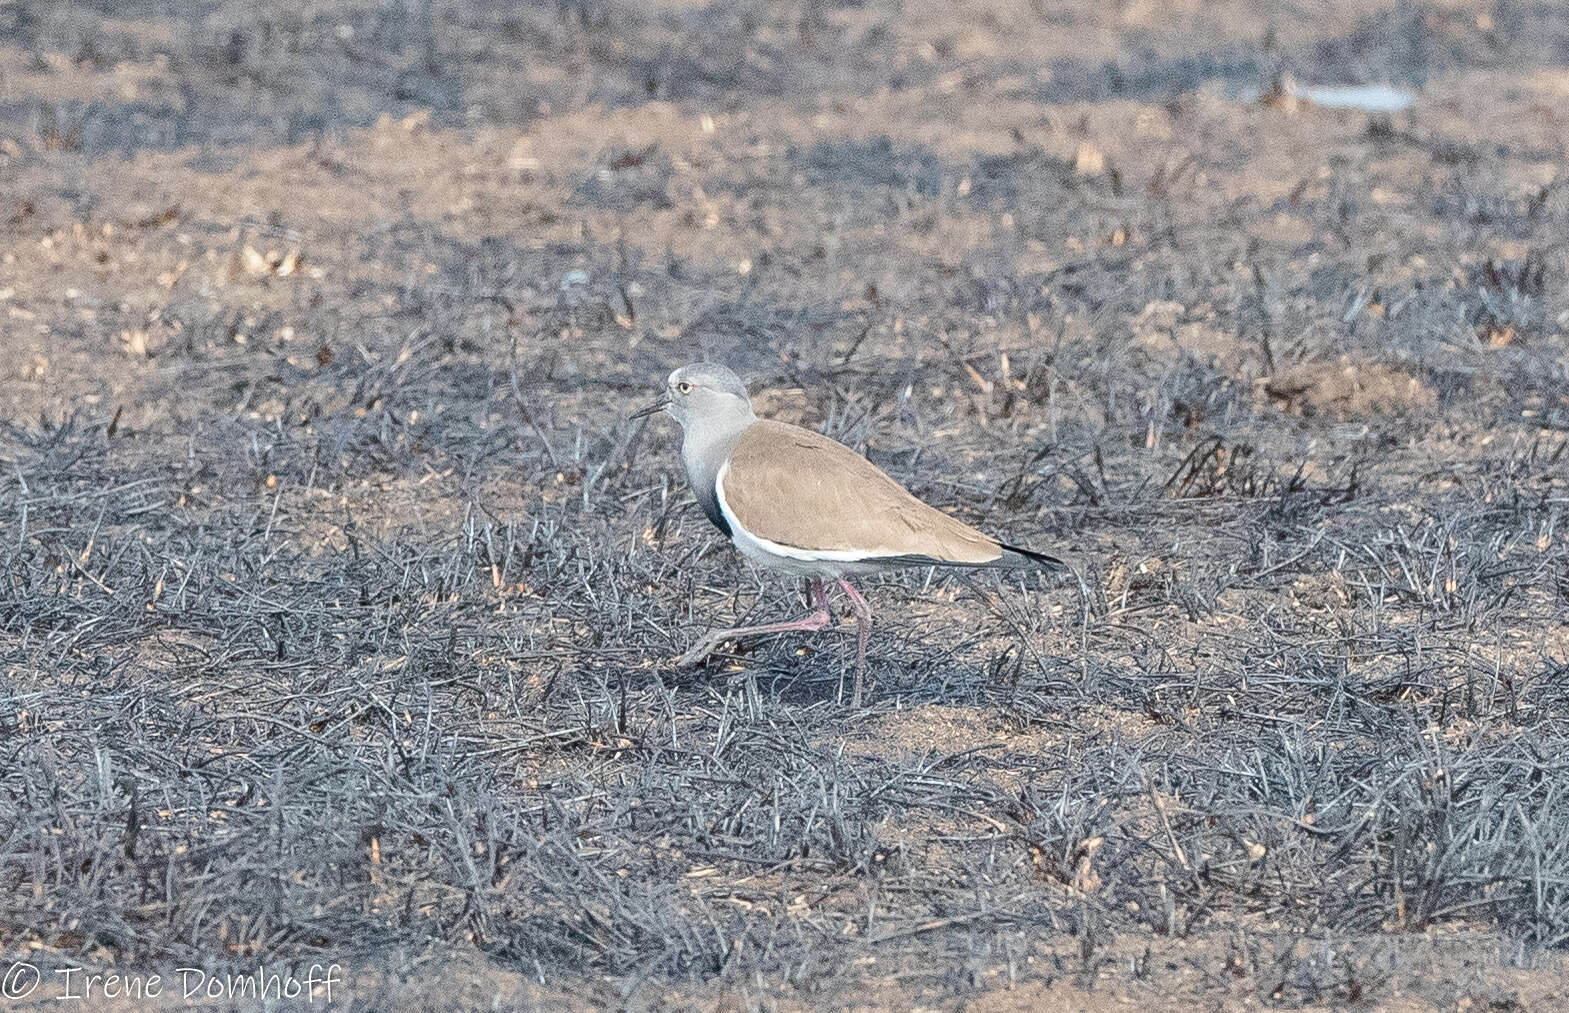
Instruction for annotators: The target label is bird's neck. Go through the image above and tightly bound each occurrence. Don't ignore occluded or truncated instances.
[680,414,754,534]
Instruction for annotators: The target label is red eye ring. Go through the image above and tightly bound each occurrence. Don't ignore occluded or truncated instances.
[677,381,694,394]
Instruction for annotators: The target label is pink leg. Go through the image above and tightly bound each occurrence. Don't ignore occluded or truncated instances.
[836,578,872,706]
[678,578,832,668]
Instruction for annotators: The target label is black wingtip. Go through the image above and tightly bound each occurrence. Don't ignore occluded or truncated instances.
[998,543,1072,570]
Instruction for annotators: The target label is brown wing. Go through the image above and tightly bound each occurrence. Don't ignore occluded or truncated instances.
[721,420,1003,564]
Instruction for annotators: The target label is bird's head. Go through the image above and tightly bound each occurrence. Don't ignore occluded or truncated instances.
[631,362,755,433]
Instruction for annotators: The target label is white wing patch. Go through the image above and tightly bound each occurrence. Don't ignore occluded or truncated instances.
[715,460,875,564]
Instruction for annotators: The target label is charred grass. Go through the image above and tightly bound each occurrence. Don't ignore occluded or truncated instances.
[3,1,1569,1008]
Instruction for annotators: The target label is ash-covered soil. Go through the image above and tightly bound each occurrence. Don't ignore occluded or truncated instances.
[2,1,1569,1009]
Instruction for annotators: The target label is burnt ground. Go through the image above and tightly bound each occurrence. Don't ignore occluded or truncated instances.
[2,1,1569,1009]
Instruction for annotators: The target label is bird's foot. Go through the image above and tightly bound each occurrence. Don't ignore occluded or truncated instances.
[674,610,834,669]
[675,633,728,668]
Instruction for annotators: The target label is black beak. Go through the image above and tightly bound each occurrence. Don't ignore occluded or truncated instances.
[629,395,669,421]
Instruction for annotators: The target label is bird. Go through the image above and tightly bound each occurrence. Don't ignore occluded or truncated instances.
[631,362,1069,703]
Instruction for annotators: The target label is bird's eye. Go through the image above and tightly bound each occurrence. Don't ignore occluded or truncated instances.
[676,381,694,395]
